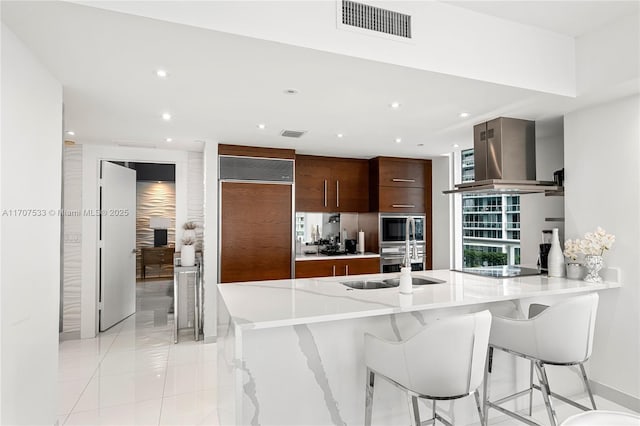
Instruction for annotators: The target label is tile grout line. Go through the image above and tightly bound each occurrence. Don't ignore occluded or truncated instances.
[60,323,121,424]
[157,315,175,425]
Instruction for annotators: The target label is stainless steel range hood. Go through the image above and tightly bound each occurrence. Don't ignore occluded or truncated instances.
[443,117,560,195]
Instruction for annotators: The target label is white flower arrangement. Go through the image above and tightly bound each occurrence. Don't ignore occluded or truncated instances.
[564,227,615,260]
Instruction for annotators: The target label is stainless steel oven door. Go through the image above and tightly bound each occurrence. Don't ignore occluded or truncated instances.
[380,245,425,273]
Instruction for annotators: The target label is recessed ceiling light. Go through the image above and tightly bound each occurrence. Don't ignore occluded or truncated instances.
[453,143,460,148]
[390,102,401,109]
[162,113,171,121]
[459,112,470,118]
[257,123,266,129]
[283,88,299,95]
[395,138,402,144]
[156,69,168,78]
[66,130,75,136]
[337,133,344,138]
[165,138,173,143]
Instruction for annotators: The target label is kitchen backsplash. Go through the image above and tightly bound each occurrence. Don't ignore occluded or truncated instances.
[295,212,360,246]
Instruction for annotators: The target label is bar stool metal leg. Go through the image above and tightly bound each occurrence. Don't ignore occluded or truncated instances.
[534,361,558,426]
[579,363,597,410]
[407,395,420,426]
[473,389,484,426]
[364,368,374,426]
[528,360,535,416]
[482,346,493,424]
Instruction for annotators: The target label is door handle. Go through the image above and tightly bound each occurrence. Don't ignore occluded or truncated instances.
[345,265,349,276]
[392,204,415,208]
[131,248,137,254]
[336,180,340,208]
[332,265,336,276]
[392,178,415,183]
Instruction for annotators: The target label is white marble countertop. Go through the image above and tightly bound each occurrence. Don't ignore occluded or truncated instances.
[295,252,380,261]
[217,269,620,330]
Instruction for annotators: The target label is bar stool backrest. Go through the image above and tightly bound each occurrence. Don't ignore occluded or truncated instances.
[531,293,599,364]
[393,311,491,398]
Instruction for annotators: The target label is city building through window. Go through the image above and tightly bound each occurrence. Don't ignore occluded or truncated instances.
[461,149,520,267]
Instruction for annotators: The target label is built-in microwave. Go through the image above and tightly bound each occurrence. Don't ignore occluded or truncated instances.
[379,214,425,244]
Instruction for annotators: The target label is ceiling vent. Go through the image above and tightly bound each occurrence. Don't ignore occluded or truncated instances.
[341,0,412,39]
[280,130,306,138]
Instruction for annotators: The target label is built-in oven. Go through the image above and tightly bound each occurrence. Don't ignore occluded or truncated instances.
[379,214,425,243]
[379,214,426,273]
[380,245,425,273]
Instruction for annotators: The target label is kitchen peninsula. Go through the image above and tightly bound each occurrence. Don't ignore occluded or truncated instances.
[217,271,620,425]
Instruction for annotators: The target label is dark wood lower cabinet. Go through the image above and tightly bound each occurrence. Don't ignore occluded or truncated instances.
[295,257,380,279]
[220,182,292,283]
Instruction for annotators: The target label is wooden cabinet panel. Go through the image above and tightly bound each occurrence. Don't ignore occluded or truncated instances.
[330,158,369,212]
[377,186,425,213]
[295,155,332,212]
[342,257,380,276]
[296,155,369,213]
[295,260,336,278]
[295,257,380,278]
[221,182,292,283]
[375,157,425,188]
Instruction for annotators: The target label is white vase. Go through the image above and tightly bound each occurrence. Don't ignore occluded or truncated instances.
[547,228,565,277]
[181,244,195,267]
[584,254,604,283]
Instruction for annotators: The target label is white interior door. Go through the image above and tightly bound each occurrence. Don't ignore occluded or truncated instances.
[100,161,136,331]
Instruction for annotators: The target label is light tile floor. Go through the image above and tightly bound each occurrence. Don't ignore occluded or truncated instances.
[58,280,217,426]
[58,280,637,425]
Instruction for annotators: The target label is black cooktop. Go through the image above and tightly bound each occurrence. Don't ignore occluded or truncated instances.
[453,266,542,278]
[320,249,349,256]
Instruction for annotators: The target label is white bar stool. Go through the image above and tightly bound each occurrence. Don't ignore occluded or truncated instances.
[364,310,492,426]
[560,410,640,425]
[483,293,599,426]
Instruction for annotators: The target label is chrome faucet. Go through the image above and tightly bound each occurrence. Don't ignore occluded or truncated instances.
[402,217,419,268]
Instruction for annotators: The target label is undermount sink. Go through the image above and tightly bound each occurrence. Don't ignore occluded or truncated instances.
[340,276,445,289]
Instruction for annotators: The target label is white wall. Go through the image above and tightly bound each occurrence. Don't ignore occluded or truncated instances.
[431,156,453,270]
[80,146,189,338]
[520,118,565,268]
[203,143,219,341]
[1,23,62,425]
[565,95,640,404]
[81,0,575,96]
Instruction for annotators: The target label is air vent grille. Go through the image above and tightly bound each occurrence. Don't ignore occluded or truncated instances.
[280,130,306,138]
[219,156,294,183]
[342,0,411,38]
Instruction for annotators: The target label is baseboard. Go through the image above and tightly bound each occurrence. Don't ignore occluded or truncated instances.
[59,331,80,342]
[204,335,217,344]
[591,380,640,412]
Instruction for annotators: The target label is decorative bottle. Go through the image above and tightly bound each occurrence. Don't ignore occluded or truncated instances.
[547,228,565,277]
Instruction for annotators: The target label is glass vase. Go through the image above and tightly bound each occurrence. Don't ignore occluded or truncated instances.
[583,255,603,283]
[566,262,583,280]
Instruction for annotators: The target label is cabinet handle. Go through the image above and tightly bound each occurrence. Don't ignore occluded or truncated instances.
[332,265,336,276]
[392,178,416,183]
[336,180,340,208]
[345,265,349,276]
[392,204,415,208]
[323,180,327,207]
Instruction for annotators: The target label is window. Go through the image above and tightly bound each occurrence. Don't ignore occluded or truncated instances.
[461,149,520,267]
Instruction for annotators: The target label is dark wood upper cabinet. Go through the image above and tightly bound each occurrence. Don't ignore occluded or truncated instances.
[295,155,369,212]
[370,157,431,214]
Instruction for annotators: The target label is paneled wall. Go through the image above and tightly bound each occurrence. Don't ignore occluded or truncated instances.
[187,151,204,250]
[135,181,176,279]
[62,144,83,336]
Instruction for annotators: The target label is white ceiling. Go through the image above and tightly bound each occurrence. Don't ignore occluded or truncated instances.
[447,1,639,37]
[2,1,638,158]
